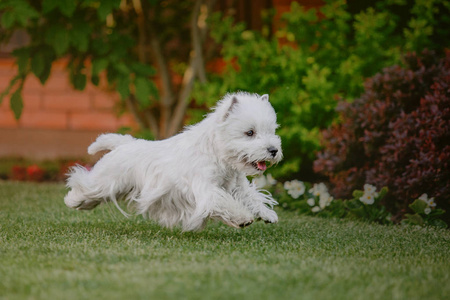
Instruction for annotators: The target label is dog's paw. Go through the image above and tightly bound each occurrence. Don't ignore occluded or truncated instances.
[258,209,278,224]
[65,190,101,210]
[231,215,254,229]
[239,220,254,228]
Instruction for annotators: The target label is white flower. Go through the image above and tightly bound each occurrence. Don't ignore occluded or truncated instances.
[311,206,321,213]
[424,207,431,215]
[428,197,436,208]
[418,193,428,201]
[284,181,292,190]
[252,175,267,189]
[308,183,328,196]
[307,198,315,206]
[418,193,436,208]
[363,184,379,197]
[266,174,277,186]
[359,183,379,205]
[360,193,375,205]
[284,180,305,199]
[319,192,333,209]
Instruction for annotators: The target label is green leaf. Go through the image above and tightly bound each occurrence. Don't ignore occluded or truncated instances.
[42,0,59,14]
[429,209,446,217]
[16,4,39,25]
[91,39,109,56]
[91,75,100,86]
[428,219,448,229]
[409,199,428,214]
[114,63,129,75]
[45,25,69,56]
[378,187,388,199]
[92,58,109,75]
[38,63,52,84]
[31,52,45,77]
[348,207,366,219]
[134,77,151,107]
[117,76,130,100]
[352,190,364,199]
[30,46,55,84]
[13,48,30,75]
[10,89,23,119]
[1,11,15,29]
[1,1,39,28]
[71,73,87,90]
[130,63,156,76]
[345,198,362,210]
[0,75,22,105]
[405,213,424,226]
[56,0,77,17]
[69,21,91,52]
[97,0,121,21]
[148,81,159,99]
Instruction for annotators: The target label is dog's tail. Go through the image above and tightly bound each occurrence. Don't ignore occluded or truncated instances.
[88,133,136,155]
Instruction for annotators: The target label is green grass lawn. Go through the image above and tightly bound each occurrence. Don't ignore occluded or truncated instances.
[1,181,449,300]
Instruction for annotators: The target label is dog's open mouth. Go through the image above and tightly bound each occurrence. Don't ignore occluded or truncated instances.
[252,161,267,171]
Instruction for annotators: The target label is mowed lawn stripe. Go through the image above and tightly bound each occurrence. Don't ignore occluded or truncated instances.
[1,181,449,300]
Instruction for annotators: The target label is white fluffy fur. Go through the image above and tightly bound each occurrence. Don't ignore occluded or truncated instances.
[64,92,283,231]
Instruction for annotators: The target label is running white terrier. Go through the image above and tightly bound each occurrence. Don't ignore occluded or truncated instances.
[64,92,283,231]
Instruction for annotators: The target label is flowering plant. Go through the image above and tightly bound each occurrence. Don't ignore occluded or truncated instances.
[254,174,447,228]
[344,184,392,224]
[26,164,45,181]
[402,194,447,228]
[10,164,44,181]
[256,177,346,218]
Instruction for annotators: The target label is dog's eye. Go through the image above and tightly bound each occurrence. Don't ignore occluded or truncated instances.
[246,130,254,137]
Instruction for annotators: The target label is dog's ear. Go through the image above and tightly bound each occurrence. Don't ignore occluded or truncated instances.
[223,97,238,121]
[261,94,269,102]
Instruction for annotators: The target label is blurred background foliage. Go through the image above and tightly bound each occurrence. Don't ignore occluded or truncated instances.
[1,0,449,180]
[1,0,449,222]
[194,0,449,180]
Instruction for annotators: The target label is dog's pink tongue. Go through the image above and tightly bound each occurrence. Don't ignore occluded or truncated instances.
[257,161,267,171]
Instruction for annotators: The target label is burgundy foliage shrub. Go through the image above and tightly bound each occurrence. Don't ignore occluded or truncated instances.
[314,50,450,220]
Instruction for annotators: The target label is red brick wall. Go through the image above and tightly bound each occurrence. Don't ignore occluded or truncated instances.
[0,58,136,159]
[0,58,135,131]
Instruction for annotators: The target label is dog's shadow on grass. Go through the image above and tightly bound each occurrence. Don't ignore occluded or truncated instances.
[63,213,288,246]
[61,204,300,249]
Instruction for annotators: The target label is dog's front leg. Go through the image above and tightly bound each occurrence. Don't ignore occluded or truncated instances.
[187,181,255,230]
[234,175,278,224]
[209,193,255,229]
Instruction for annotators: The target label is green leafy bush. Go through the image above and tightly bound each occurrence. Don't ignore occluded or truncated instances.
[195,0,449,179]
[0,0,158,120]
[0,0,214,139]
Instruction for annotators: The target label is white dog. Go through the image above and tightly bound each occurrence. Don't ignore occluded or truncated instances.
[64,92,283,231]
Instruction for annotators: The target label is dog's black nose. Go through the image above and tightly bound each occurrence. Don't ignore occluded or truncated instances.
[267,146,278,157]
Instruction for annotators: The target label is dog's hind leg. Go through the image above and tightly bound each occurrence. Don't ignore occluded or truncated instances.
[64,188,102,210]
[64,165,105,210]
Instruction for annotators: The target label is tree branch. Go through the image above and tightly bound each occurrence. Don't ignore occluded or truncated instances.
[125,95,148,130]
[150,36,175,139]
[144,109,160,139]
[132,0,147,63]
[128,0,164,139]
[167,0,213,136]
